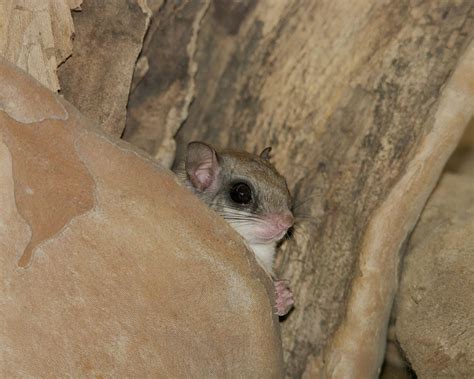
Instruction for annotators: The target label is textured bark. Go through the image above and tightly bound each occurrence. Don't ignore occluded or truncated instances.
[166,1,473,377]
[58,0,151,136]
[123,0,211,167]
[0,0,76,91]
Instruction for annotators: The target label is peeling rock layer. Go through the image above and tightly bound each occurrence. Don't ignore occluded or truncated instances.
[0,59,284,378]
[58,0,151,136]
[124,0,211,167]
[0,0,76,91]
[321,42,474,379]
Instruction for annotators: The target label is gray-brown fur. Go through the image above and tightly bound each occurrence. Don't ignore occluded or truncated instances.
[175,145,292,219]
[175,142,295,315]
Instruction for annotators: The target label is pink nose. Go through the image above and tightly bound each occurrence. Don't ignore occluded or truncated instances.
[277,213,294,231]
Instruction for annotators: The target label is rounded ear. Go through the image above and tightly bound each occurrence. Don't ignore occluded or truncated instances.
[260,147,272,160]
[185,141,221,192]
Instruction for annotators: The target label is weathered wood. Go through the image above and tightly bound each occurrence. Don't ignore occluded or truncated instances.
[167,1,473,377]
[58,0,151,136]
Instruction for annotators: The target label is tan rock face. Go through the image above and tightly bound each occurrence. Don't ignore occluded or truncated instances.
[395,173,474,378]
[0,0,75,91]
[0,59,283,377]
[57,0,152,137]
[123,0,209,167]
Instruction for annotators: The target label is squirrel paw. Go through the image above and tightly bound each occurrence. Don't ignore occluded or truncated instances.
[274,279,294,316]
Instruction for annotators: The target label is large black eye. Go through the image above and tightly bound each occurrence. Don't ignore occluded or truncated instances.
[230,182,252,204]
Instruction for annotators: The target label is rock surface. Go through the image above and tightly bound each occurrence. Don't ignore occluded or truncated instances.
[0,59,283,377]
[160,2,473,376]
[0,0,76,91]
[58,0,151,136]
[395,173,474,378]
[124,0,209,167]
[445,118,474,177]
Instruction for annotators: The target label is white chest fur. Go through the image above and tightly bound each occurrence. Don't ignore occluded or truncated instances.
[249,242,276,275]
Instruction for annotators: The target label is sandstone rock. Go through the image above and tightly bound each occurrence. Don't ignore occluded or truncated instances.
[0,0,75,91]
[58,0,152,137]
[123,0,209,167]
[395,173,474,378]
[0,59,283,377]
[445,119,474,177]
[165,2,474,375]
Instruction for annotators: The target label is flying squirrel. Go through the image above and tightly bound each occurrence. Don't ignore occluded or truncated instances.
[175,141,294,316]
